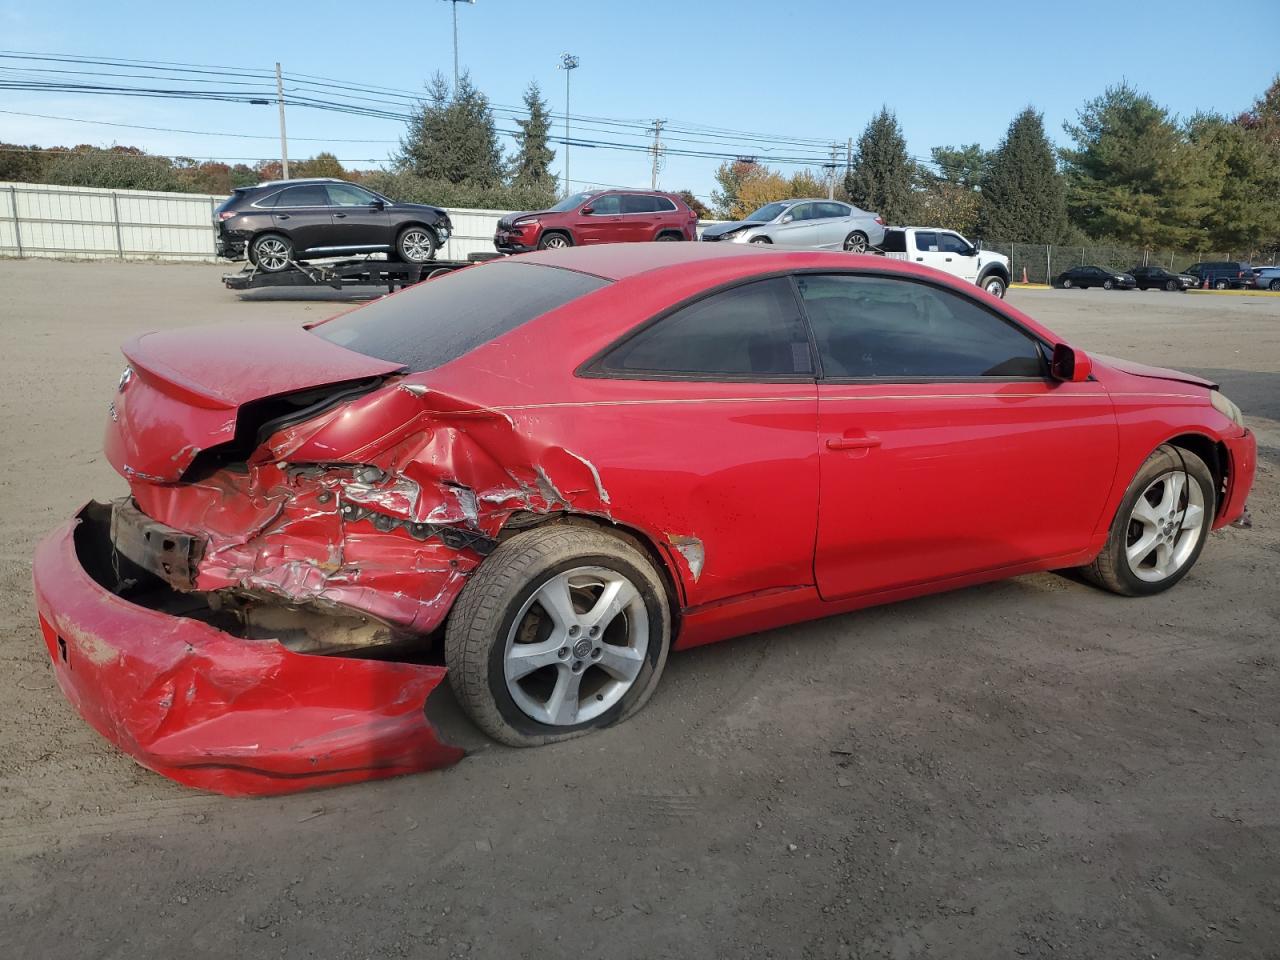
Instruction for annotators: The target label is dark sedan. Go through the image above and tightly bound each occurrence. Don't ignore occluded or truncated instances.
[1129,266,1197,291]
[1054,266,1136,290]
[215,178,452,272]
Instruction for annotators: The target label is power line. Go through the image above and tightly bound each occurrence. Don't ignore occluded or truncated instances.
[0,108,400,142]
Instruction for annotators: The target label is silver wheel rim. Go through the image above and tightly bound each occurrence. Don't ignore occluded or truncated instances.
[504,565,649,726]
[400,230,434,262]
[1125,469,1205,583]
[543,234,568,249]
[844,233,867,253]
[255,237,290,271]
[1063,279,1072,288]
[985,278,1004,296]
[1104,280,1113,289]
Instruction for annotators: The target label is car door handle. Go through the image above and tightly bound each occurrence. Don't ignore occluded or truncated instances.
[277,214,290,220]
[945,257,953,261]
[827,435,882,450]
[915,256,924,261]
[334,213,347,219]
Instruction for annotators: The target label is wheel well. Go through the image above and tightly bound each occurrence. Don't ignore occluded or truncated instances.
[497,512,684,627]
[655,229,684,240]
[541,228,572,242]
[980,265,1010,283]
[1165,433,1228,517]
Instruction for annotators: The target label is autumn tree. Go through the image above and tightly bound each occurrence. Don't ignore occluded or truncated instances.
[678,190,710,219]
[294,152,346,179]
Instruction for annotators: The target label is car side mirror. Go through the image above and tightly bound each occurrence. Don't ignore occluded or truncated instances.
[371,199,385,210]
[1050,344,1093,383]
[781,214,794,223]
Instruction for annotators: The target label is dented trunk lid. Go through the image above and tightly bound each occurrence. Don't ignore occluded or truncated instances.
[105,323,404,482]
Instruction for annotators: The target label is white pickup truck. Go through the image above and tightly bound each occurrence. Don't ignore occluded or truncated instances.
[881,227,1012,299]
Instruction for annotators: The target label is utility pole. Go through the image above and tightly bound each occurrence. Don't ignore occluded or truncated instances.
[441,0,475,90]
[649,119,665,190]
[275,62,289,180]
[845,136,853,189]
[827,142,841,199]
[558,53,579,197]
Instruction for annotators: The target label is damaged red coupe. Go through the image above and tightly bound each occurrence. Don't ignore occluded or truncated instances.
[34,244,1256,795]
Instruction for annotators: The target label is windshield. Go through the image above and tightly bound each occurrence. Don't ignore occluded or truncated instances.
[313,262,610,372]
[745,202,789,222]
[547,192,594,213]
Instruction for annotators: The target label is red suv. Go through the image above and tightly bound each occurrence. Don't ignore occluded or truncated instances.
[494,189,698,252]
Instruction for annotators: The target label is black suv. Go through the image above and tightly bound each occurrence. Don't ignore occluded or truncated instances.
[1129,265,1197,291]
[214,178,452,271]
[1182,261,1254,290]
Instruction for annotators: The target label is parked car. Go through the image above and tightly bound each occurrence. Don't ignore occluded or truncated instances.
[1182,261,1254,290]
[700,199,886,252]
[35,244,1255,795]
[493,190,697,252]
[1054,266,1137,290]
[881,227,1012,298]
[1252,266,1280,291]
[214,178,452,272]
[1129,265,1198,291]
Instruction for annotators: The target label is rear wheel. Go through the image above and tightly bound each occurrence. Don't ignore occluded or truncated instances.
[1214,279,1229,290]
[395,226,438,263]
[655,232,681,242]
[1269,279,1280,291]
[1081,445,1213,596]
[445,525,671,747]
[249,233,293,273]
[538,232,572,250]
[1061,278,1073,289]
[842,230,869,253]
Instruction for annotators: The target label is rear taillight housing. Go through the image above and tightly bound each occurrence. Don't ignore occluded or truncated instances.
[875,216,885,225]
[218,211,236,221]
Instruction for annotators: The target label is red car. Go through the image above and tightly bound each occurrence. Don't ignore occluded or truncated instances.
[33,245,1256,796]
[494,189,698,252]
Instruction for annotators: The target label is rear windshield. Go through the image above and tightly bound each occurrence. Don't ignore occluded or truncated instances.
[312,261,609,371]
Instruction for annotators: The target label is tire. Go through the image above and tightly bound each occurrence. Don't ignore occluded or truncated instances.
[1269,279,1280,292]
[1103,279,1114,290]
[1213,279,1228,290]
[1165,279,1178,292]
[1061,278,1073,289]
[842,230,869,253]
[395,226,438,263]
[981,275,1007,299]
[538,231,572,250]
[445,525,672,747]
[1081,444,1214,597]
[249,233,293,273]
[654,233,681,242]
[749,236,772,244]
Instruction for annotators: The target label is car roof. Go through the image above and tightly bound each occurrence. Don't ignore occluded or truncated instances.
[252,177,348,188]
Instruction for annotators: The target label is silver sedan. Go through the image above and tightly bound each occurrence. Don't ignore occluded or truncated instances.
[700,198,886,252]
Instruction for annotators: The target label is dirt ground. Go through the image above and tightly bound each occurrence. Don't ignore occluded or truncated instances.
[1,259,1278,959]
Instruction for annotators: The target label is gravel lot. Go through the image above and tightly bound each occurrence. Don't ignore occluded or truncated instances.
[2,259,1278,959]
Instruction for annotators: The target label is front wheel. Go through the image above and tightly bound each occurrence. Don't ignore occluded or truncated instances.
[445,525,672,747]
[395,226,438,263]
[538,232,572,250]
[1165,279,1178,291]
[842,230,869,253]
[749,236,772,245]
[981,275,1007,299]
[1081,445,1213,596]
[1269,279,1280,291]
[1103,279,1114,290]
[249,233,293,273]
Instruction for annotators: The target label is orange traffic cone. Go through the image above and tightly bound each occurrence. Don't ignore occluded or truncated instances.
[1021,266,1029,284]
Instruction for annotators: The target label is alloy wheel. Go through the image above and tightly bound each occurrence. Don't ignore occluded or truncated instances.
[254,237,290,271]
[543,234,569,249]
[1124,470,1206,583]
[504,566,649,726]
[843,232,868,253]
[400,230,435,262]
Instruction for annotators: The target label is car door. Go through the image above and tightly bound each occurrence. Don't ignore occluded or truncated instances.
[936,232,980,282]
[796,272,1118,599]
[814,202,852,249]
[577,193,624,244]
[620,194,659,241]
[910,230,950,274]
[582,276,819,610]
[772,202,820,248]
[324,183,391,250]
[269,184,334,254]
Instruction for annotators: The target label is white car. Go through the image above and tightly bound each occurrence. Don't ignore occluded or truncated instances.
[700,199,887,252]
[881,227,1012,298]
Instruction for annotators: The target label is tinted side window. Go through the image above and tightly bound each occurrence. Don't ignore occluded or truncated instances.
[589,195,622,215]
[326,183,379,206]
[315,263,608,372]
[652,196,677,213]
[600,278,812,379]
[937,233,971,254]
[914,231,938,251]
[797,274,1044,380]
[622,195,658,214]
[815,202,846,219]
[788,203,815,222]
[881,230,907,253]
[276,185,330,206]
[254,190,282,208]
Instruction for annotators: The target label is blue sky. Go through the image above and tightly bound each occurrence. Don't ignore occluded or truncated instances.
[1,0,1275,200]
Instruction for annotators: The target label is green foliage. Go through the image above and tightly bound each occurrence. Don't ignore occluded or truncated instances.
[294,152,346,180]
[510,81,556,201]
[1061,84,1214,248]
[44,146,181,192]
[930,144,988,188]
[0,143,52,182]
[356,170,562,212]
[678,190,711,220]
[1187,113,1280,252]
[397,72,505,187]
[711,159,752,218]
[977,108,1068,243]
[844,107,917,224]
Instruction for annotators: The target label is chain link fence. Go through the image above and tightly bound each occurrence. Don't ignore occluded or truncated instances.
[980,241,1280,285]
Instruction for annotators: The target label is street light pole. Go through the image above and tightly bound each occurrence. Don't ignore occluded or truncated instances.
[440,0,475,90]
[558,53,579,197]
[275,61,289,180]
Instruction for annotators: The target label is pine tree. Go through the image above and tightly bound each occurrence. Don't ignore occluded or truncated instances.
[510,81,556,195]
[1188,113,1280,252]
[844,108,916,225]
[976,108,1067,242]
[1060,83,1213,248]
[397,72,505,186]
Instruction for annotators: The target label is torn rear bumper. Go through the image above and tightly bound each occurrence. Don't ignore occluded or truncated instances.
[32,504,465,797]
